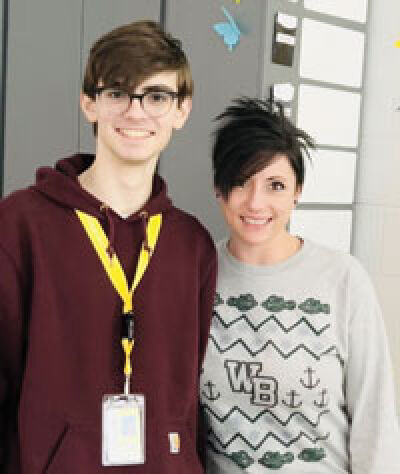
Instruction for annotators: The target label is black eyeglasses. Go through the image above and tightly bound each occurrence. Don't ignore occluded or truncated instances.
[94,87,179,117]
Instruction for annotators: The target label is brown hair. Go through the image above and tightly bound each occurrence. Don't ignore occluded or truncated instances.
[83,20,193,103]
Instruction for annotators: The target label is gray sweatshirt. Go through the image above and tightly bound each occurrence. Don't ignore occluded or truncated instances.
[200,239,400,473]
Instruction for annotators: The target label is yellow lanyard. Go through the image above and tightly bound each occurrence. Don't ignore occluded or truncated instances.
[76,210,162,382]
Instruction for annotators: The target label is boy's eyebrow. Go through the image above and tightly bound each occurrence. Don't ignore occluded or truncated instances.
[141,84,178,93]
[106,83,178,94]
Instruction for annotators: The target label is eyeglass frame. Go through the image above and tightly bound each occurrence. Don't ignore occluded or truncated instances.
[93,86,180,117]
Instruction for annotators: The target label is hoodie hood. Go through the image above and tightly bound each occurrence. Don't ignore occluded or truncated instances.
[34,153,173,221]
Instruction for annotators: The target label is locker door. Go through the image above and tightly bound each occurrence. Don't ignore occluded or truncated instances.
[79,0,161,153]
[3,0,161,195]
[162,0,267,239]
[4,0,82,195]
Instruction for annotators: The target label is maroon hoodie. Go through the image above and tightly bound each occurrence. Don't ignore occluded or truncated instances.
[0,154,217,473]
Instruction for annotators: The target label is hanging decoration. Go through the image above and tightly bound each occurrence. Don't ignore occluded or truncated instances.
[213,6,241,51]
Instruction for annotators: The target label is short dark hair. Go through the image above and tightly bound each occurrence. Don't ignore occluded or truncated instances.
[212,97,315,198]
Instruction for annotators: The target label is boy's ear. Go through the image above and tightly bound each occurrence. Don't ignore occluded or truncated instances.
[172,97,192,130]
[80,92,97,123]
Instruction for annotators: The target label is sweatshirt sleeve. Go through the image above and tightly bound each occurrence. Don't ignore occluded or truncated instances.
[346,260,400,473]
[0,245,25,473]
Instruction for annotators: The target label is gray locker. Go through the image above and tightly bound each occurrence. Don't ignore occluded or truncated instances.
[79,0,161,153]
[3,0,161,195]
[162,0,268,240]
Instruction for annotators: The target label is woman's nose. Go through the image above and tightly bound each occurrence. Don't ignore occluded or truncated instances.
[245,185,266,211]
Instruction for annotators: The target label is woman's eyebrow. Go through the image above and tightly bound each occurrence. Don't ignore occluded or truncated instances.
[266,175,286,181]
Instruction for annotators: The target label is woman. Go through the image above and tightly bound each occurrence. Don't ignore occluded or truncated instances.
[200,98,400,473]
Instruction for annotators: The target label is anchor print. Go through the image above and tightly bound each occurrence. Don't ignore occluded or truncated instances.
[282,390,303,408]
[300,367,320,389]
[314,389,329,408]
[202,381,221,401]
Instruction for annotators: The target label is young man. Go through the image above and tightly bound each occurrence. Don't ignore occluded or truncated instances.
[0,21,216,473]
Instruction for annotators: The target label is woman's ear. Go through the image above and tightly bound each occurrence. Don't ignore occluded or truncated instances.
[294,185,302,206]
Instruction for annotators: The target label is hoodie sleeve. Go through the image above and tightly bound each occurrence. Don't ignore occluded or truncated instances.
[198,243,217,367]
[197,241,217,465]
[0,245,25,473]
[346,260,400,473]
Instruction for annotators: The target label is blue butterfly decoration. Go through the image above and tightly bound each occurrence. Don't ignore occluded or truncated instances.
[213,6,241,51]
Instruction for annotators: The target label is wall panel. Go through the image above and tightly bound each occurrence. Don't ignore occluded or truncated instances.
[79,0,161,153]
[3,0,161,195]
[4,0,82,195]
[162,0,267,239]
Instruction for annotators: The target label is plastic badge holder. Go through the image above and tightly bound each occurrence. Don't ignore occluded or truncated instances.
[102,394,145,466]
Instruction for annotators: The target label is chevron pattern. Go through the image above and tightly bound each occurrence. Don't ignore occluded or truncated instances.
[209,428,330,449]
[213,310,331,335]
[202,404,330,428]
[209,334,338,360]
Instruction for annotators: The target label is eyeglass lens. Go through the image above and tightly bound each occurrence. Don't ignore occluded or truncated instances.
[100,89,176,117]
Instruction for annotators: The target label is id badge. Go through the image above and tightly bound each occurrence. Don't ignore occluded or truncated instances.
[102,394,145,466]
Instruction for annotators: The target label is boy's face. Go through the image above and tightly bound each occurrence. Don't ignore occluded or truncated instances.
[81,71,191,166]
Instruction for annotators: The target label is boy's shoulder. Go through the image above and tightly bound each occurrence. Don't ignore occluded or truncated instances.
[169,203,211,233]
[0,187,42,265]
[166,204,216,252]
[0,186,39,220]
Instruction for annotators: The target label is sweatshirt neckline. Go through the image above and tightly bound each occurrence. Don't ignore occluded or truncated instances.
[34,154,172,220]
[219,237,313,276]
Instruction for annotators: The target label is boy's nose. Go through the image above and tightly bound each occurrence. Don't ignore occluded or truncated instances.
[124,96,147,118]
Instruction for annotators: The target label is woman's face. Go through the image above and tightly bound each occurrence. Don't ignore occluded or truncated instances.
[218,154,301,252]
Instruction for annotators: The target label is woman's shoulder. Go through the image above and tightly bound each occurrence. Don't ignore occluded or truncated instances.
[304,239,374,290]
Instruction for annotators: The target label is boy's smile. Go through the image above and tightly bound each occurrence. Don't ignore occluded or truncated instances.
[116,128,154,138]
[81,71,191,166]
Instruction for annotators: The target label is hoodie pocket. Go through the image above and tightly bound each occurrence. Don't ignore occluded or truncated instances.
[45,424,100,474]
[19,404,66,473]
[19,405,99,474]
[20,405,203,473]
